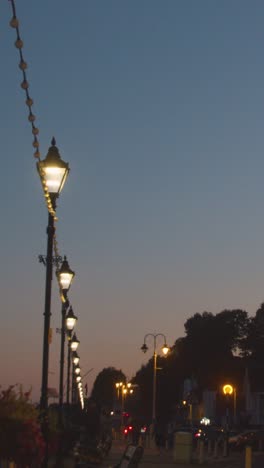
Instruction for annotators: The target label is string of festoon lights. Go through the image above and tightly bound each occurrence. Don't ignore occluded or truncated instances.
[8,0,84,410]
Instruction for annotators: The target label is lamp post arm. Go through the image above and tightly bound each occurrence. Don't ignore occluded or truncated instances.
[143,333,167,350]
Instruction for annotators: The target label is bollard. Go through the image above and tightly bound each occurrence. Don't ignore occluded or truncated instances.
[198,440,205,465]
[245,445,252,468]
[223,439,228,457]
[207,439,212,456]
[213,439,219,458]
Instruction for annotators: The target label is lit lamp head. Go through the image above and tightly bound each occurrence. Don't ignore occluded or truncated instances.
[37,138,69,201]
[72,352,80,366]
[70,333,80,352]
[223,384,233,396]
[75,366,81,375]
[76,375,81,383]
[57,256,75,294]
[66,306,77,331]
[141,343,148,353]
[162,343,170,356]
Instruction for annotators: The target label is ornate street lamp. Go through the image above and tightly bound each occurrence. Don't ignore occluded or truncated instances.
[70,333,80,352]
[141,333,170,426]
[37,138,69,416]
[66,306,77,331]
[115,381,123,399]
[57,257,75,408]
[57,256,75,292]
[72,352,80,366]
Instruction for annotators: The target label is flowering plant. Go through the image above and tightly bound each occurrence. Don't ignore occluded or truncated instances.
[0,385,45,467]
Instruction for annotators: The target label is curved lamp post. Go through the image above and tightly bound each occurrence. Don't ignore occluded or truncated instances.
[57,256,75,408]
[222,383,235,456]
[141,333,169,424]
[223,383,236,427]
[37,138,69,415]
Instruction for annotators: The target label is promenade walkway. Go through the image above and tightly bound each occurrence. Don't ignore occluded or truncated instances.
[48,439,264,467]
[101,439,246,468]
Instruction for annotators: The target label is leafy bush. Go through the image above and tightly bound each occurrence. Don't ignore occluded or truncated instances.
[0,385,45,466]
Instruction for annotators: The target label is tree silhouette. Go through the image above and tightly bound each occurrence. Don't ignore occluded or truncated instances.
[91,367,126,411]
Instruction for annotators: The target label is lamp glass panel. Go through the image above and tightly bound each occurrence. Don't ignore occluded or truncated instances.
[71,341,79,351]
[44,166,67,194]
[66,317,76,331]
[162,345,169,356]
[60,272,73,290]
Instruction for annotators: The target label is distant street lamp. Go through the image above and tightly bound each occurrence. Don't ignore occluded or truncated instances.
[141,333,169,424]
[70,333,80,403]
[223,384,236,425]
[115,382,123,399]
[121,383,134,426]
[65,308,77,404]
[222,383,235,456]
[114,381,133,436]
[57,256,75,408]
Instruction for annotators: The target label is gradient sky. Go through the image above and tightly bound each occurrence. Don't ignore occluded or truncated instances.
[2,0,264,402]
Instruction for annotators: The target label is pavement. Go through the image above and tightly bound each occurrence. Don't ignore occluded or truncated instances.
[101,439,246,467]
[48,439,264,467]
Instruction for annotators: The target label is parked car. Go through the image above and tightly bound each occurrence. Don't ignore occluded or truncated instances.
[232,430,264,451]
[228,430,243,448]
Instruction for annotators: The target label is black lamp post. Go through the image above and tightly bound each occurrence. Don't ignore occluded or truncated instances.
[57,256,75,408]
[65,309,78,403]
[72,363,81,404]
[70,333,80,404]
[141,334,169,424]
[37,139,69,414]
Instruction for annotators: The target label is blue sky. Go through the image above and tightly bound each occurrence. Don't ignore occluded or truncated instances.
[2,0,264,401]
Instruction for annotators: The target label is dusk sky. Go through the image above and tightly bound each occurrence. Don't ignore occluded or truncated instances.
[2,1,264,402]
